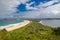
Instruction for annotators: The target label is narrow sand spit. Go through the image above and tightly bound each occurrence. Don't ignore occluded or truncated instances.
[5,20,30,32]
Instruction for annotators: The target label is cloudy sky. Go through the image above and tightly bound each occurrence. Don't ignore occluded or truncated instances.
[0,0,60,18]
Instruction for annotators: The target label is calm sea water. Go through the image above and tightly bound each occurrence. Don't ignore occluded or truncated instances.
[40,20,60,27]
[0,19,23,26]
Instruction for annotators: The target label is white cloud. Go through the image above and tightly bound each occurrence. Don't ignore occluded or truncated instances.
[52,0,60,2]
[38,1,54,8]
[18,0,29,4]
[39,3,60,18]
[26,2,38,10]
[21,0,60,18]
[0,0,60,18]
[0,0,29,18]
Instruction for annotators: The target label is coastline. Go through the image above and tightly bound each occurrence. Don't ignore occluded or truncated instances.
[5,20,30,32]
[0,22,24,30]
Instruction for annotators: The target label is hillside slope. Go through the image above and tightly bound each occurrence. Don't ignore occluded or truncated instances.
[0,21,60,40]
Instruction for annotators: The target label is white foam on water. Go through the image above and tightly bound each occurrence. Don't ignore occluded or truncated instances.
[0,21,24,29]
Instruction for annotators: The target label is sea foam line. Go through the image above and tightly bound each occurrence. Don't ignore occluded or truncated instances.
[0,21,24,29]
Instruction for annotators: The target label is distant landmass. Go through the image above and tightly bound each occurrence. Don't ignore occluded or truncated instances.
[0,18,60,20]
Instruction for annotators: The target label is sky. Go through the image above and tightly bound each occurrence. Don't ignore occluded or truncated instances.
[0,0,60,18]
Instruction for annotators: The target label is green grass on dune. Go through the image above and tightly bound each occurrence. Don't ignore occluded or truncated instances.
[0,21,60,40]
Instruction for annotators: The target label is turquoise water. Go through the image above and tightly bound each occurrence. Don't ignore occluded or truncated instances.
[41,20,60,27]
[0,19,23,26]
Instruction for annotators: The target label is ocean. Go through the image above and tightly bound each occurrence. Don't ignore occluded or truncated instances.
[0,19,24,29]
[40,20,60,28]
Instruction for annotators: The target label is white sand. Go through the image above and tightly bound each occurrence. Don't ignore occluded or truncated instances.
[5,20,30,32]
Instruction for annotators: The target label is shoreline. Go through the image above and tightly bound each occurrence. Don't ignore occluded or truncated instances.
[4,20,30,32]
[0,22,24,30]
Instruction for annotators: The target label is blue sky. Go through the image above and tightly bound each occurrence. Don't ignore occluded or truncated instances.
[16,0,51,12]
[0,0,60,18]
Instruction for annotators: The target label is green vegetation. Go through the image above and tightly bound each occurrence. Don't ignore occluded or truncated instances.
[0,21,60,40]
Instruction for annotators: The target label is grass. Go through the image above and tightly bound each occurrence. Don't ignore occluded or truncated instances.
[0,21,60,40]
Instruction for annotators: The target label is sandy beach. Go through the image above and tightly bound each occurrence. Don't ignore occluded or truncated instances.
[5,20,30,32]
